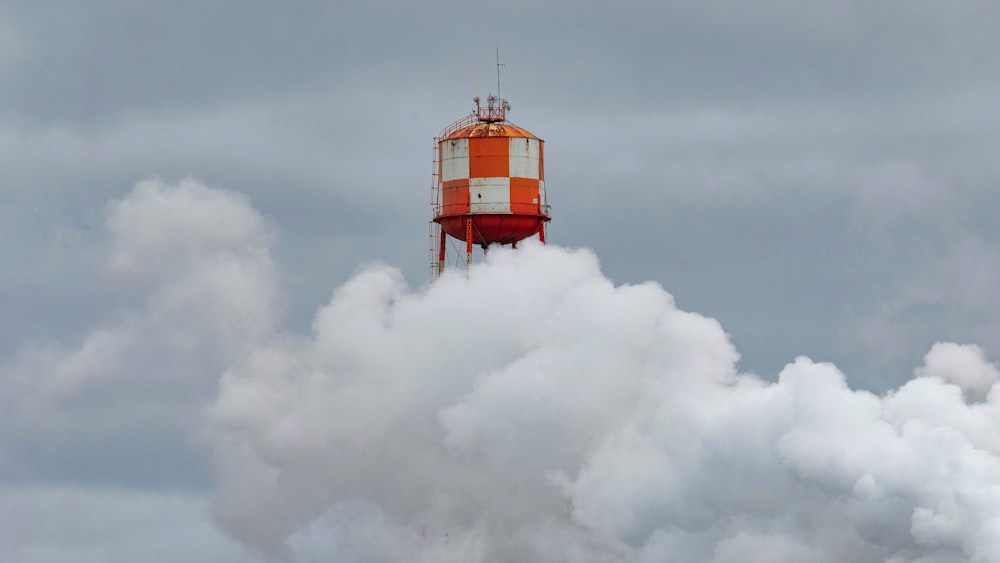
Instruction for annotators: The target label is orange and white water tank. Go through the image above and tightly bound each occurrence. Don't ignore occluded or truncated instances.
[431,95,550,275]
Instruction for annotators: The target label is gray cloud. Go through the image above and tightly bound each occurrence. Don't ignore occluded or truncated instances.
[0,487,250,562]
[0,179,279,491]
[6,2,1000,559]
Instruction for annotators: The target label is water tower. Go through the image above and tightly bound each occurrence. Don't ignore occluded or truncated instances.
[430,95,550,277]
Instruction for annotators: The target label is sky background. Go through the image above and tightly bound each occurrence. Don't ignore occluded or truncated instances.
[3,1,1000,561]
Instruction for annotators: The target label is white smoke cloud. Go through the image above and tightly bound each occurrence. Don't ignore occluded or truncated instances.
[0,178,280,489]
[6,179,1000,562]
[917,342,1000,398]
[0,486,248,563]
[204,190,1000,562]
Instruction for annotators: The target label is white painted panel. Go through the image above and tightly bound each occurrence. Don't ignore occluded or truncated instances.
[441,138,469,181]
[508,138,539,179]
[469,177,511,214]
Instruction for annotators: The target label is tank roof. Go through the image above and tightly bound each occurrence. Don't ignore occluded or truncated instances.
[442,121,539,140]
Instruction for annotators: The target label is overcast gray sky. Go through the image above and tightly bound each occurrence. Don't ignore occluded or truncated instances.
[4,1,1000,561]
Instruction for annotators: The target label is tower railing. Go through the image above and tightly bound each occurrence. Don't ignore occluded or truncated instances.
[437,96,511,139]
[438,114,478,139]
[477,103,505,122]
[434,203,551,217]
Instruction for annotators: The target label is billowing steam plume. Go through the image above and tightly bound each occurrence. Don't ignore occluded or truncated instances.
[192,183,1000,562]
[11,180,999,562]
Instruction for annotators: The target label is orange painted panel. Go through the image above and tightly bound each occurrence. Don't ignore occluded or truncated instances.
[469,137,509,178]
[440,179,470,215]
[510,177,541,214]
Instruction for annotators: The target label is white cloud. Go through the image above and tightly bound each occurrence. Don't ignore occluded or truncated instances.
[0,178,280,488]
[208,232,1000,562]
[6,179,1000,562]
[917,342,1000,398]
[0,486,251,563]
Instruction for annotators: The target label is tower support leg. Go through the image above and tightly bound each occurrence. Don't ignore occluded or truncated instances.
[539,223,546,245]
[437,224,446,276]
[465,218,473,274]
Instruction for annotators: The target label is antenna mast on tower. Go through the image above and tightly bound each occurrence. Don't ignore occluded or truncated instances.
[496,47,504,100]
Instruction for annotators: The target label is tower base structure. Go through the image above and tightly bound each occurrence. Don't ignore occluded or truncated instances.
[433,218,547,278]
